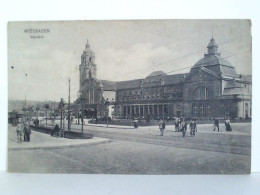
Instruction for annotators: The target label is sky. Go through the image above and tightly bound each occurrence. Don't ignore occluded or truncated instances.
[8,20,252,102]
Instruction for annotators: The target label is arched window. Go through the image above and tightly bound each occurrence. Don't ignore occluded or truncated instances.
[192,103,211,117]
[192,103,198,117]
[192,86,209,100]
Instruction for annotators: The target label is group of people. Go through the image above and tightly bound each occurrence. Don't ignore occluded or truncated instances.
[158,117,233,137]
[213,118,232,131]
[16,122,31,143]
[159,118,197,137]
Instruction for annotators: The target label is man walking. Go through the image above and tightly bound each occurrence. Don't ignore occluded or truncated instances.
[24,122,31,142]
[190,119,197,136]
[213,118,219,132]
[16,122,24,143]
[159,119,166,136]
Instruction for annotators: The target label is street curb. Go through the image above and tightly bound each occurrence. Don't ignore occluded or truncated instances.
[84,124,134,130]
[8,138,111,151]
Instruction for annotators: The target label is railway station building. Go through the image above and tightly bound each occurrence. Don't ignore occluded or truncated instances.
[77,37,252,120]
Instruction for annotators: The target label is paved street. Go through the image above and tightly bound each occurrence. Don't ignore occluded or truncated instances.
[8,122,251,174]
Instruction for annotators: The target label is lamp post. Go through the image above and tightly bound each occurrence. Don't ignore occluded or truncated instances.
[77,91,85,134]
[105,99,110,127]
[68,78,71,131]
[44,102,50,126]
[58,98,65,129]
[35,105,40,120]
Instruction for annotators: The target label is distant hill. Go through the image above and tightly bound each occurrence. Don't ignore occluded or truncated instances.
[8,100,58,112]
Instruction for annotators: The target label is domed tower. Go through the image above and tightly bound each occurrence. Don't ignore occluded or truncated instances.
[189,36,238,78]
[207,37,220,56]
[79,40,97,87]
[183,36,251,119]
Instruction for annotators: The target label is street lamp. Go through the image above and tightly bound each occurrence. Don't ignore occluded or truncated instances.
[58,98,65,129]
[77,90,87,134]
[44,102,50,126]
[105,99,110,126]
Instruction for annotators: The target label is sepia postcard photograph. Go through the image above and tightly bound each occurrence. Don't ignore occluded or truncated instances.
[7,20,252,174]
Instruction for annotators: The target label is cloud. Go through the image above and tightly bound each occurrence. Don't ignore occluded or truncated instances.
[8,20,252,102]
[96,43,174,81]
[9,48,79,101]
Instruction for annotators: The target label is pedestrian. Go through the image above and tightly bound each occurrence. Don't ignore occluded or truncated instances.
[175,117,178,131]
[51,123,60,136]
[159,119,166,136]
[225,118,232,131]
[189,119,197,136]
[16,122,24,143]
[23,122,31,142]
[180,118,187,137]
[213,118,219,131]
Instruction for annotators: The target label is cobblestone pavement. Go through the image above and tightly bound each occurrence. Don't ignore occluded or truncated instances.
[7,123,251,174]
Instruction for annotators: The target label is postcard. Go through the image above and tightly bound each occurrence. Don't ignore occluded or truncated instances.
[8,20,252,174]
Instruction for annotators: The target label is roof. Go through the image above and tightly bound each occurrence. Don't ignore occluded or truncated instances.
[100,80,117,91]
[224,80,242,89]
[220,65,239,78]
[147,71,165,78]
[223,80,249,96]
[192,37,239,79]
[192,54,239,78]
[108,72,186,90]
[239,74,252,83]
[163,74,187,85]
[194,54,232,67]
[223,88,248,96]
[116,79,143,90]
[207,38,218,48]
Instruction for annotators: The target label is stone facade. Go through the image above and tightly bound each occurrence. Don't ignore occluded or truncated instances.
[78,38,252,120]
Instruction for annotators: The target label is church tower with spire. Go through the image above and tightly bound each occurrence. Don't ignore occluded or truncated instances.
[79,40,97,88]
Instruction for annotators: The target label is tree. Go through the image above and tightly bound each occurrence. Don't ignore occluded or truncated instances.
[104,99,110,126]
[44,103,50,125]
[35,105,40,119]
[28,106,34,122]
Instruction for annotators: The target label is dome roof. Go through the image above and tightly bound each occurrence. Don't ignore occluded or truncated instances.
[192,55,238,78]
[147,71,165,78]
[191,37,239,78]
[194,54,232,67]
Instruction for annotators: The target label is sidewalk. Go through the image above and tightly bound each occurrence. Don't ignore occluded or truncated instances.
[41,119,251,135]
[8,127,110,151]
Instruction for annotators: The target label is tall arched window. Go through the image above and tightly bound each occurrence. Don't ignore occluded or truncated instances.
[192,103,198,117]
[192,86,209,100]
[192,103,211,117]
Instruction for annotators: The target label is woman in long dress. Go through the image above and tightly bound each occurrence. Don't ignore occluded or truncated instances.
[225,118,232,131]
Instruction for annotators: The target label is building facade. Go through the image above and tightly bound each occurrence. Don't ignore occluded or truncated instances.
[77,41,116,118]
[77,38,252,119]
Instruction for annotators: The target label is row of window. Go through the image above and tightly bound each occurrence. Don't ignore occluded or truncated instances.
[119,95,161,101]
[120,88,163,96]
[192,103,211,117]
[192,86,209,100]
[117,93,183,101]
[118,86,210,101]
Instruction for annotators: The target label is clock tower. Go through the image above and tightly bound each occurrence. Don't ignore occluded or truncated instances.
[79,40,97,88]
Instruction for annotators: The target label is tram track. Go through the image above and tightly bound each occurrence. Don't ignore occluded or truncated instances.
[82,129,251,156]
